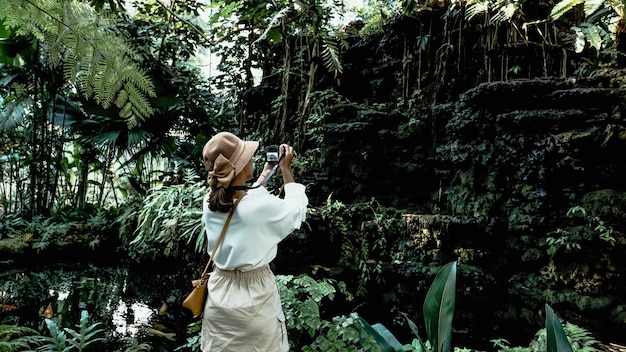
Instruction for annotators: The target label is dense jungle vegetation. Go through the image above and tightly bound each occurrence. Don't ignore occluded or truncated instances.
[1,0,626,350]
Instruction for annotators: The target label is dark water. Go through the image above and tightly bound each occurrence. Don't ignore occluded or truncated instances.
[0,260,194,351]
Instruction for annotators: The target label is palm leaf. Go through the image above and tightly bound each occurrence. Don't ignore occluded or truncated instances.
[491,2,519,24]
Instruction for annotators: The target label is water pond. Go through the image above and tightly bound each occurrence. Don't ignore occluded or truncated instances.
[0,258,193,351]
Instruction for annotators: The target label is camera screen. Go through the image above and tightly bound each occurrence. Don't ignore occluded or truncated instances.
[265,145,280,162]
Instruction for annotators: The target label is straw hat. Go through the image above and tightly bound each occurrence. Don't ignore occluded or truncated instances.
[202,132,259,188]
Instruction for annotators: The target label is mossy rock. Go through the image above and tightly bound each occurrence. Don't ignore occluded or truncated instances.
[0,237,29,254]
[580,190,626,221]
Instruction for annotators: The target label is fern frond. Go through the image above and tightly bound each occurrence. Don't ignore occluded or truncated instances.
[253,6,290,44]
[358,13,384,36]
[527,320,599,352]
[465,0,491,21]
[125,66,157,96]
[550,0,586,20]
[583,0,605,16]
[100,60,117,109]
[120,101,133,119]
[321,35,343,76]
[124,80,155,120]
[44,31,63,67]
[95,59,115,109]
[562,322,598,351]
[490,2,518,24]
[2,0,156,126]
[108,66,125,98]
[115,89,129,109]
[0,324,45,349]
[92,59,112,108]
[0,2,10,19]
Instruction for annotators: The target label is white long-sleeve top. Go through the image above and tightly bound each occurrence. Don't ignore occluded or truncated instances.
[202,183,308,271]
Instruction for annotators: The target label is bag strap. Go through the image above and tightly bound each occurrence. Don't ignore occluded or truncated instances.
[199,194,245,278]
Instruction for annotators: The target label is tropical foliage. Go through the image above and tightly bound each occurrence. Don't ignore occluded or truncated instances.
[125,170,206,260]
[0,310,105,351]
[0,0,231,218]
[1,0,622,219]
[0,0,156,127]
[1,0,625,350]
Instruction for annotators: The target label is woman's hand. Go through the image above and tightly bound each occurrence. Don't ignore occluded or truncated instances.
[278,144,293,171]
[278,144,295,184]
[260,162,274,175]
[254,144,294,186]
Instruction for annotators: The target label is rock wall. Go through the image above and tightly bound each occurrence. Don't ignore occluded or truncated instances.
[287,69,626,349]
[428,70,626,346]
[246,8,626,348]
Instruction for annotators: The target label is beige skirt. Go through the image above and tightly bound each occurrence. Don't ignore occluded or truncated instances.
[200,265,289,352]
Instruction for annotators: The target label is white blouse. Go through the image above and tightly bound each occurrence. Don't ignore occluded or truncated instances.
[202,183,308,271]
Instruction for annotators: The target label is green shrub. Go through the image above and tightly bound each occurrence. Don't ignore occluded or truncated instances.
[124,170,206,260]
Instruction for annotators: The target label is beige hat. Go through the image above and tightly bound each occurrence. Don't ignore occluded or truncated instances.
[202,132,259,188]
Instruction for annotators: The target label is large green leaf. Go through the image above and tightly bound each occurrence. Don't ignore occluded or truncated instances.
[48,94,87,126]
[580,22,605,51]
[423,261,457,352]
[372,323,404,351]
[545,303,574,352]
[356,317,403,352]
[0,96,31,130]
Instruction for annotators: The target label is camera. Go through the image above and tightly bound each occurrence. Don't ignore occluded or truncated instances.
[265,145,280,163]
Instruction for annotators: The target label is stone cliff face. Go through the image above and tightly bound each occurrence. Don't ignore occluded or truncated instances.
[425,71,626,347]
[299,69,626,349]
[247,8,626,349]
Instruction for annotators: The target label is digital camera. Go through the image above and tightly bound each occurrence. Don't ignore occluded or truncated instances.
[265,145,280,163]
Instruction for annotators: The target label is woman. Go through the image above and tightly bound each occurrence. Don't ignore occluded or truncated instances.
[200,132,308,352]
